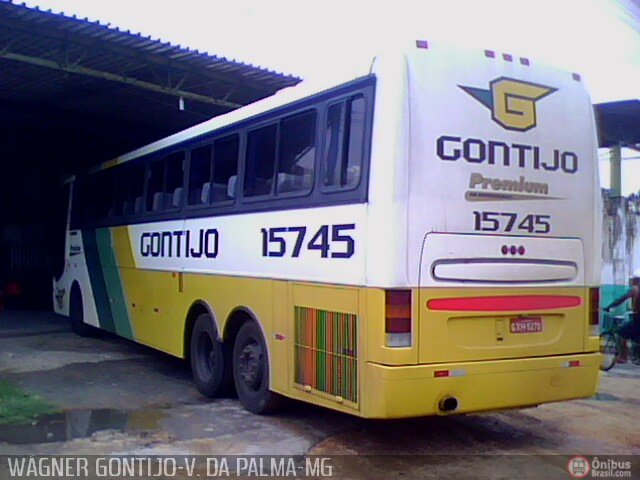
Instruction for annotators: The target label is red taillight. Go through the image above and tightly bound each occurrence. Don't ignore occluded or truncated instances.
[385,317,411,333]
[427,295,582,312]
[589,287,600,326]
[385,290,412,347]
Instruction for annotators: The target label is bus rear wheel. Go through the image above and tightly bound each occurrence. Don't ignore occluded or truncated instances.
[190,313,226,397]
[69,286,94,337]
[233,321,282,414]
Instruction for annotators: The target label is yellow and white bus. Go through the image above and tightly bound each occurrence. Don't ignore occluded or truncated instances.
[54,41,602,418]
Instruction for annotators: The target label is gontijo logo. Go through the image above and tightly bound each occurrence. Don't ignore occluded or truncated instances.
[459,77,557,132]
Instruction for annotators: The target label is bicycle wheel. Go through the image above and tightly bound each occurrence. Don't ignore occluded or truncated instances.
[600,332,618,371]
[631,342,640,366]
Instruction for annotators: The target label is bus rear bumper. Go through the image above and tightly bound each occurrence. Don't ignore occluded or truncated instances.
[362,352,600,419]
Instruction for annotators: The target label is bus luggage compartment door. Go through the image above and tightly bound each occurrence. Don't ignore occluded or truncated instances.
[417,233,586,364]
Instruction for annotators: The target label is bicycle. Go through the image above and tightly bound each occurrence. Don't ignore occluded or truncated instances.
[599,312,640,371]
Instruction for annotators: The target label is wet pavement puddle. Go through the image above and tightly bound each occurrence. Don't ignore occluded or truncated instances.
[593,392,621,402]
[0,408,165,444]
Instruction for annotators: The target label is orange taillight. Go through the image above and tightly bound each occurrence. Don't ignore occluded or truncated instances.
[385,290,412,347]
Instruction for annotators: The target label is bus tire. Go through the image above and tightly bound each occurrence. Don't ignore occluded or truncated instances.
[69,286,94,337]
[233,321,282,414]
[190,313,226,397]
[599,332,618,371]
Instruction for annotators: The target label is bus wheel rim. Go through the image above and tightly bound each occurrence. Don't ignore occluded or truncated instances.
[197,334,214,378]
[238,341,263,390]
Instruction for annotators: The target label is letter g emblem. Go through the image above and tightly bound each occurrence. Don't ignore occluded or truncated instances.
[459,77,557,132]
[491,78,556,131]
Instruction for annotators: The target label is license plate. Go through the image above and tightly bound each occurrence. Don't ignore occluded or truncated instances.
[510,316,543,334]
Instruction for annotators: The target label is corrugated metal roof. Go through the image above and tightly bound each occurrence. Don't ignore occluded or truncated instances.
[0,0,302,171]
[594,99,640,149]
[0,1,300,94]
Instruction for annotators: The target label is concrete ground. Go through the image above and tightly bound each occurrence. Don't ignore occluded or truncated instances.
[1,311,639,478]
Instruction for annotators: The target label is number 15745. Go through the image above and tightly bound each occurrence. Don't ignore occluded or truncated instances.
[473,211,551,234]
[261,224,355,258]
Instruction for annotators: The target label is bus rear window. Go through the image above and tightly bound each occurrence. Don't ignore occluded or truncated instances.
[323,96,365,191]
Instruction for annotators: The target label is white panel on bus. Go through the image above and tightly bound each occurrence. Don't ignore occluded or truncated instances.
[432,260,578,283]
[127,204,368,286]
[420,233,584,287]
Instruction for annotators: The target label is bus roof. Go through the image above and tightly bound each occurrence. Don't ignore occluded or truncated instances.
[94,64,374,173]
[93,40,590,174]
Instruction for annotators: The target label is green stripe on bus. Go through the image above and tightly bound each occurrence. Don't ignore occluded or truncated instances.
[82,228,116,333]
[95,228,134,339]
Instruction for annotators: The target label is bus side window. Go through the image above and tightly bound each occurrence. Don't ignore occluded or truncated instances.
[213,134,239,202]
[165,152,185,210]
[244,124,277,198]
[128,164,145,215]
[323,95,365,190]
[69,177,85,229]
[114,167,127,217]
[146,159,165,212]
[93,171,115,221]
[188,144,213,205]
[114,164,142,217]
[277,110,316,195]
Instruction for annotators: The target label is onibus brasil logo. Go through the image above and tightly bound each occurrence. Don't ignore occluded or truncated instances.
[459,77,557,132]
[566,456,634,478]
[567,456,591,478]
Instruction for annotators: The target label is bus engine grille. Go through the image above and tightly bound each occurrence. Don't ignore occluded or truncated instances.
[294,306,358,403]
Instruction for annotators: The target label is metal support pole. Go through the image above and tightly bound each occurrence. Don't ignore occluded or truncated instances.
[610,143,622,197]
